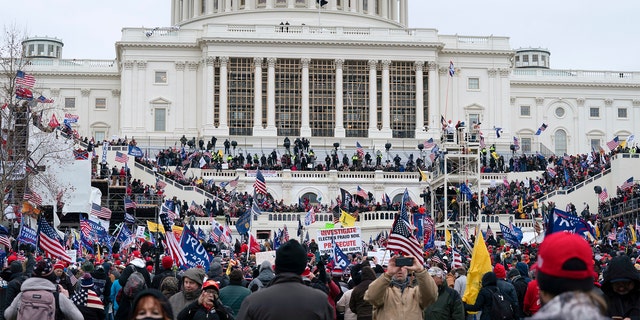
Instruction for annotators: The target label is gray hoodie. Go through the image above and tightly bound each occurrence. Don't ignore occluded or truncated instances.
[4,277,83,320]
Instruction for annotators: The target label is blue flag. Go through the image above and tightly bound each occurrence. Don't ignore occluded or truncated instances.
[499,223,521,247]
[235,211,251,235]
[412,213,424,241]
[180,228,211,271]
[548,208,595,239]
[459,182,473,200]
[128,145,144,158]
[273,230,281,250]
[17,223,37,247]
[333,240,350,269]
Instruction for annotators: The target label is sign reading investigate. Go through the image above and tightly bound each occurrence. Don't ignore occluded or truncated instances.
[316,227,362,256]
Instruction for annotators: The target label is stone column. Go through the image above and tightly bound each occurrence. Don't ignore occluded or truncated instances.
[136,61,147,131]
[218,57,229,130]
[253,57,264,133]
[380,60,392,135]
[225,0,232,12]
[194,0,202,16]
[266,57,277,134]
[175,61,186,133]
[203,57,216,133]
[334,59,345,137]
[187,61,199,132]
[414,61,425,138]
[206,0,214,13]
[427,61,438,133]
[122,61,134,130]
[367,59,378,136]
[300,58,312,136]
[182,0,189,20]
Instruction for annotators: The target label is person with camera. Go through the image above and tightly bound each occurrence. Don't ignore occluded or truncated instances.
[177,280,233,320]
[363,255,437,320]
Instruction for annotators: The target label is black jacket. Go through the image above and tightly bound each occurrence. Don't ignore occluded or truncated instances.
[464,272,501,320]
[349,266,376,320]
[115,261,152,320]
[177,299,233,320]
[601,255,640,319]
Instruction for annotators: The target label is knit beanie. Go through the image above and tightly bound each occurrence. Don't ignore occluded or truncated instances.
[33,258,53,277]
[81,273,94,288]
[183,268,206,286]
[537,232,594,295]
[161,256,174,270]
[275,239,307,275]
[507,268,520,279]
[494,263,506,279]
[229,269,244,285]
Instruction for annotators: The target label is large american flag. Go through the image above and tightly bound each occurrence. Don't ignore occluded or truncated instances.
[124,197,137,210]
[598,188,609,202]
[115,151,129,163]
[254,170,267,195]
[16,70,36,87]
[607,136,620,151]
[621,177,634,191]
[38,217,71,262]
[164,230,187,266]
[90,203,111,220]
[0,234,11,249]
[24,191,43,207]
[387,189,424,265]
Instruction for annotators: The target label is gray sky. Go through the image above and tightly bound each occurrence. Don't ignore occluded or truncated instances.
[3,0,638,71]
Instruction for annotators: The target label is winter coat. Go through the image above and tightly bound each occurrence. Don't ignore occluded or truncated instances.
[218,284,251,316]
[4,277,83,320]
[463,272,499,320]
[423,283,465,320]
[115,259,152,320]
[176,299,233,320]
[363,269,438,320]
[247,267,275,292]
[349,266,376,320]
[522,279,540,316]
[510,275,529,318]
[496,278,519,312]
[601,255,640,319]
[529,291,609,320]
[236,272,333,320]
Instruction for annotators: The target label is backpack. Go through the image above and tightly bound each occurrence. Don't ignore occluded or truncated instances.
[489,288,515,320]
[17,289,60,320]
[122,267,147,299]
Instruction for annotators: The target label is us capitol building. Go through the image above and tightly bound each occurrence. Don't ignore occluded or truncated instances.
[14,1,640,237]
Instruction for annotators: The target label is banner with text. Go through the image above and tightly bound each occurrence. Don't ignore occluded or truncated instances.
[316,227,362,256]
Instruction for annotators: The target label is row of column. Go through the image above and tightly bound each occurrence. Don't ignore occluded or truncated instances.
[171,0,409,26]
[202,57,440,138]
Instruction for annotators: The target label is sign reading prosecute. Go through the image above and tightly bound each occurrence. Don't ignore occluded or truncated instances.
[316,227,362,256]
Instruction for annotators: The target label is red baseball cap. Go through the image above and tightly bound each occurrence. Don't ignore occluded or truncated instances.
[537,232,593,280]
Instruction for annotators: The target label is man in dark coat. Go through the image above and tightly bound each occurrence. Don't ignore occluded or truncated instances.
[601,255,640,319]
[236,240,333,319]
[114,251,152,320]
[463,271,500,320]
[424,266,465,320]
[507,267,528,319]
[349,263,376,320]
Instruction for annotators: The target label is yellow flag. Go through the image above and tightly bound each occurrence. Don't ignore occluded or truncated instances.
[339,209,356,227]
[462,232,493,306]
[595,225,600,238]
[147,220,165,233]
[629,224,637,244]
[620,140,627,149]
[517,198,523,213]
[445,229,451,248]
[491,151,499,160]
[218,149,223,158]
[418,168,428,182]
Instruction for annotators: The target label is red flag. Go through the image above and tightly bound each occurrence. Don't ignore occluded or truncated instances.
[249,234,261,254]
[49,114,60,129]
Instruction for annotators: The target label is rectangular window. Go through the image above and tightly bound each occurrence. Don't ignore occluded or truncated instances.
[155,71,167,84]
[94,131,106,143]
[521,137,531,153]
[154,108,166,131]
[515,56,519,62]
[522,55,529,63]
[38,44,44,55]
[532,55,538,62]
[520,105,530,117]
[468,77,479,90]
[618,107,628,118]
[590,139,601,151]
[95,98,106,109]
[64,97,76,109]
[589,107,600,118]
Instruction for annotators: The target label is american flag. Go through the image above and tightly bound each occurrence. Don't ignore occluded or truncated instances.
[621,177,634,191]
[164,230,187,266]
[90,203,111,220]
[0,234,11,248]
[451,249,464,269]
[599,188,609,202]
[124,197,137,210]
[38,217,72,263]
[210,223,223,242]
[223,224,233,244]
[547,168,556,178]
[24,191,43,207]
[607,136,620,151]
[356,186,369,200]
[387,189,424,265]
[254,170,267,195]
[115,151,129,163]
[356,142,364,158]
[282,225,290,242]
[513,136,520,151]
[156,178,167,190]
[304,207,316,226]
[16,70,36,87]
[423,138,436,150]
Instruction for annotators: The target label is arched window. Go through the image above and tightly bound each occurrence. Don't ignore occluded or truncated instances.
[554,129,567,155]
[301,192,319,204]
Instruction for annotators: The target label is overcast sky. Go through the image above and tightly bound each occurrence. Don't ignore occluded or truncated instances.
[3,0,638,71]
